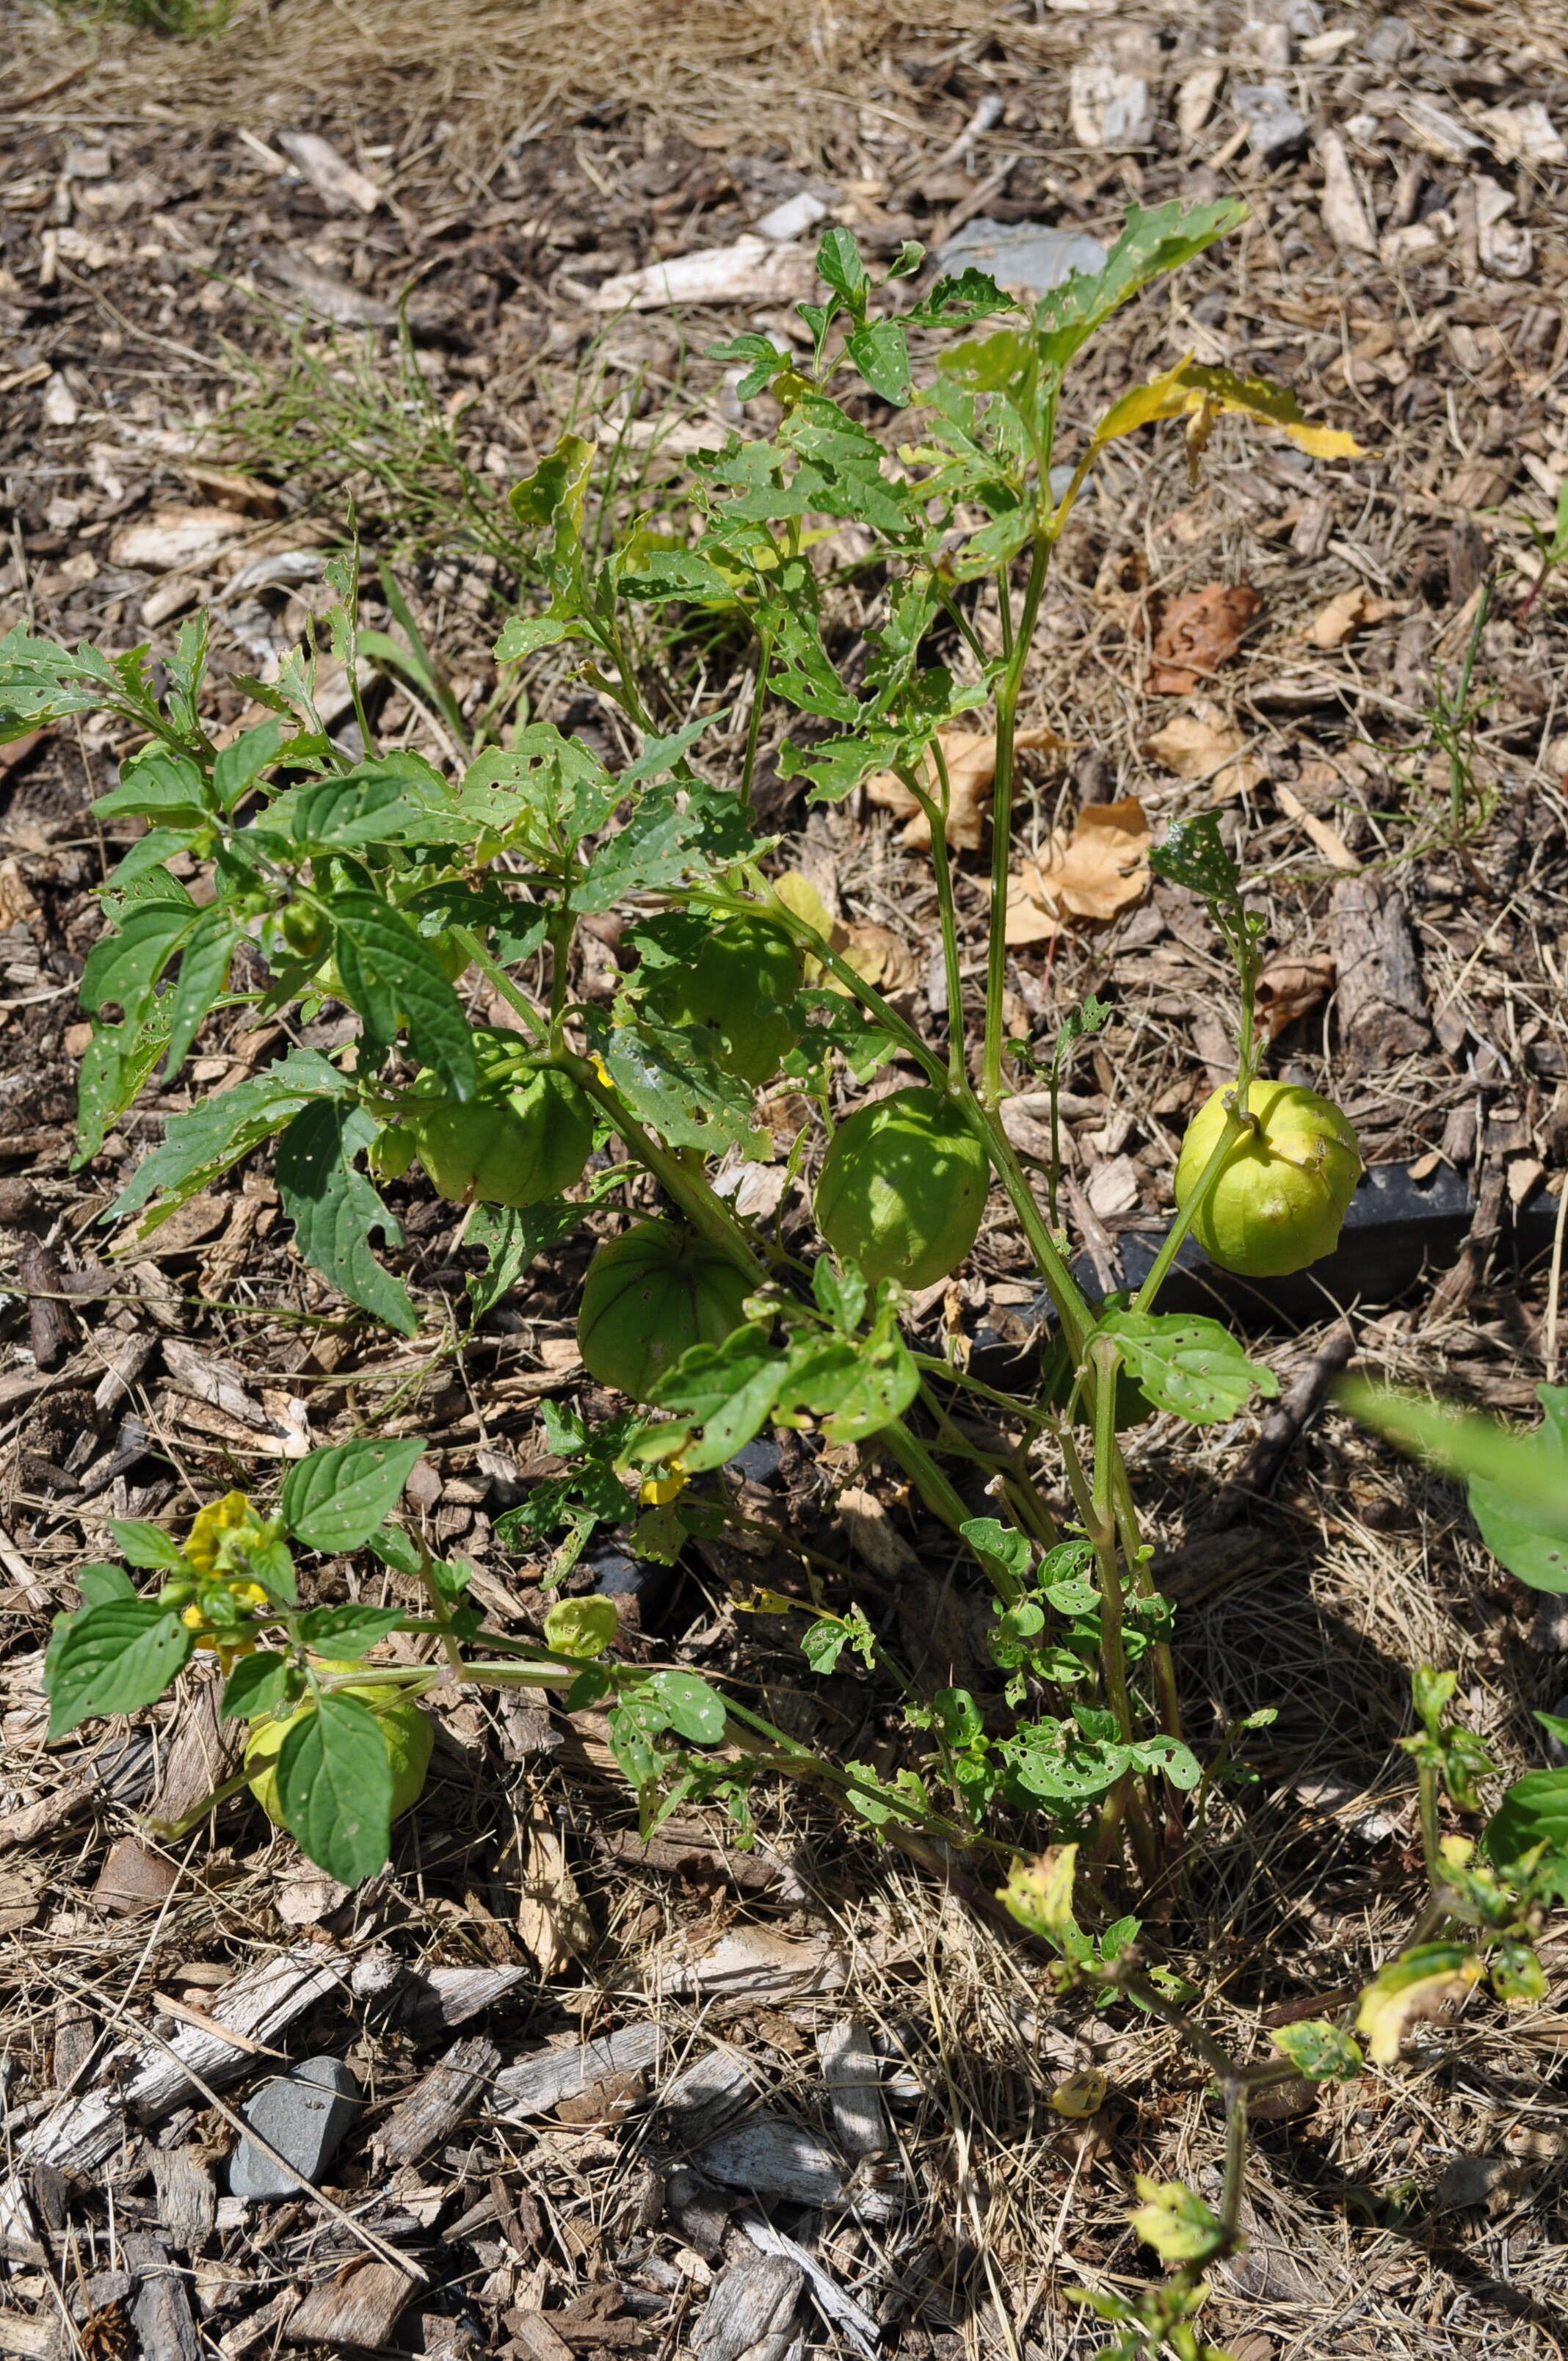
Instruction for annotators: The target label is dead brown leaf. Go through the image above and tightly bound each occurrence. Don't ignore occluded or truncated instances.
[515,1804,594,1976]
[867,725,1065,851]
[840,921,918,994]
[1255,951,1335,1040]
[1147,581,1263,694]
[1144,706,1267,802]
[1009,798,1152,942]
[1303,582,1405,649]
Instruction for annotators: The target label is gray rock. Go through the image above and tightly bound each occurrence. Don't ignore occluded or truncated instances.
[937,219,1106,303]
[228,2055,360,2202]
[1363,15,1413,64]
[1434,2153,1508,2212]
[1233,84,1309,161]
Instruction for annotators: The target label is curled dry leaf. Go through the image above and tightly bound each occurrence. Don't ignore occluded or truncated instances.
[1303,583,1405,650]
[1007,797,1152,943]
[1144,706,1267,803]
[1147,581,1263,694]
[867,725,1065,852]
[1255,951,1335,1041]
[772,871,914,993]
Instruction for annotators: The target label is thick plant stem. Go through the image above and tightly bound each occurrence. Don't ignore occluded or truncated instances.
[981,528,1052,1110]
[739,627,773,812]
[881,1421,994,1564]
[913,747,968,1092]
[1089,1335,1159,1885]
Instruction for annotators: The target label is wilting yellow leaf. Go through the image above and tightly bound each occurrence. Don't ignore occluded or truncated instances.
[999,1844,1079,1945]
[1016,797,1151,929]
[1355,1943,1484,2067]
[1050,2069,1108,2119]
[1145,707,1267,802]
[1086,355,1365,481]
[867,725,1065,852]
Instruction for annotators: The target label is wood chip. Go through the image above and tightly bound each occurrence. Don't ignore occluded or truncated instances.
[817,2018,888,2158]
[693,2250,802,2361]
[1329,877,1431,1068]
[274,129,382,214]
[493,2025,664,2122]
[284,2259,418,2350]
[377,2037,501,2172]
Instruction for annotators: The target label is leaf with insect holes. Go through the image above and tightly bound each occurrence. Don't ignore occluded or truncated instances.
[642,1669,727,1746]
[1149,810,1241,904]
[46,1599,192,1741]
[110,1048,349,1222]
[281,1437,429,1554]
[780,1304,920,1446]
[161,902,240,1085]
[651,1325,785,1474]
[277,1100,418,1335]
[332,893,477,1100]
[846,320,911,405]
[266,763,431,852]
[1100,1310,1277,1424]
[907,267,1017,325]
[1128,2177,1227,2266]
[275,1690,393,1885]
[595,1015,761,1159]
[79,901,199,1032]
[1033,199,1247,372]
[544,1598,619,1660]
[1271,2020,1364,2081]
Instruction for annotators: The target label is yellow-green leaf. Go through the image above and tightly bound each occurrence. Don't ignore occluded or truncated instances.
[1354,1942,1483,2067]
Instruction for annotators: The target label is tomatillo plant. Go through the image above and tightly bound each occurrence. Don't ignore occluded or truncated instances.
[12,206,1561,2330]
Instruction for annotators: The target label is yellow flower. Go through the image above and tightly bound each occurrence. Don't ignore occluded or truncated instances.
[591,1053,614,1089]
[183,1490,263,1575]
[639,1465,687,1509]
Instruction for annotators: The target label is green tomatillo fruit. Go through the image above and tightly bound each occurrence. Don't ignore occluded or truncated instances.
[405,1029,593,1210]
[815,1086,987,1290]
[636,913,802,1087]
[1175,1078,1360,1278]
[577,1218,752,1402]
[279,901,330,961]
[244,1682,433,1829]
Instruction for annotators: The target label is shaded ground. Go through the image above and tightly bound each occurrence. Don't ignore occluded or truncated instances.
[2,3,1568,2357]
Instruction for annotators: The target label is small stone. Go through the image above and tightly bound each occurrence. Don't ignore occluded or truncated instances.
[229,2055,360,2202]
[1434,2154,1507,2212]
[1069,62,1155,153]
[938,218,1107,301]
[753,191,827,244]
[1363,15,1414,63]
[1233,84,1309,162]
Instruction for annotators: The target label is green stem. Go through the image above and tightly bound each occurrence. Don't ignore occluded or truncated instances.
[880,1421,990,1562]
[906,748,968,1090]
[449,924,546,1043]
[982,527,1051,1109]
[740,627,773,812]
[1133,1099,1254,1316]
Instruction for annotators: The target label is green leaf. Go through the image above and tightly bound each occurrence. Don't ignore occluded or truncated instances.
[78,1563,137,1606]
[643,1669,727,1746]
[46,1599,192,1741]
[907,267,1017,324]
[465,1198,587,1319]
[111,1048,348,1222]
[1270,2020,1364,2082]
[846,319,911,405]
[271,764,429,850]
[543,1597,620,1659]
[105,1519,184,1570]
[802,1618,849,1675]
[275,1691,393,1884]
[79,901,198,1030]
[1149,810,1241,904]
[598,1017,759,1158]
[94,749,213,827]
[782,1301,920,1445]
[1484,1770,1568,1897]
[1100,1310,1277,1424]
[1034,198,1246,371]
[1128,2176,1227,2267]
[812,1258,865,1334]
[1341,1382,1568,1581]
[961,1515,1032,1591]
[333,893,477,1100]
[275,1099,418,1335]
[294,1603,406,1656]
[815,225,868,311]
[1469,1388,1568,1592]
[281,1437,429,1553]
[221,1650,296,1722]
[213,717,286,810]
[161,902,239,1084]
[650,1324,784,1473]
